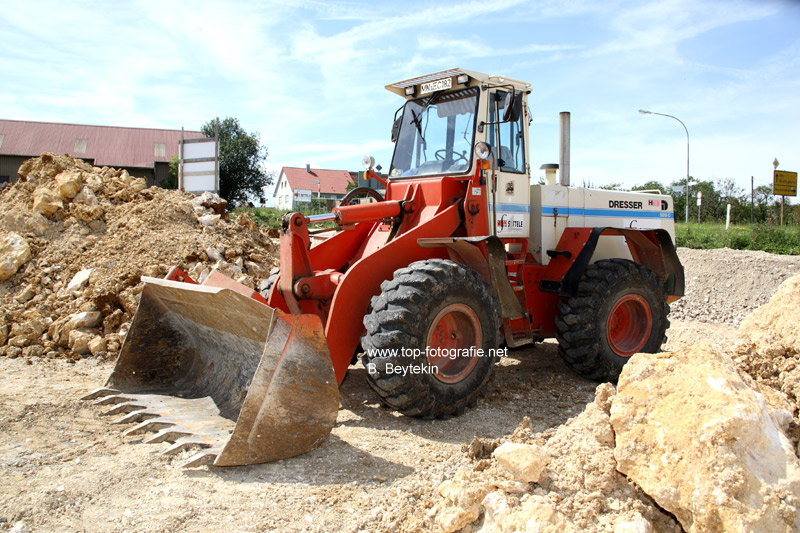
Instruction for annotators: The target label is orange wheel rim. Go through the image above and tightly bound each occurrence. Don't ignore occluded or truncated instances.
[426,304,482,383]
[606,294,652,357]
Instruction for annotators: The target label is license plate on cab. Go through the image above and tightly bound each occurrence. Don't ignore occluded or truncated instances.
[420,77,452,94]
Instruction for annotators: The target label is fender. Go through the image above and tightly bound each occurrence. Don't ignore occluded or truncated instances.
[540,227,685,300]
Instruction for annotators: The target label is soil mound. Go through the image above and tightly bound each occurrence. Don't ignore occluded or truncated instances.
[0,153,276,361]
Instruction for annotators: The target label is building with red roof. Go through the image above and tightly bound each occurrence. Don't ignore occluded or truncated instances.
[0,119,205,187]
[273,166,355,210]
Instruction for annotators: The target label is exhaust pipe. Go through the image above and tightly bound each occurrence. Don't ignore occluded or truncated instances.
[559,112,570,187]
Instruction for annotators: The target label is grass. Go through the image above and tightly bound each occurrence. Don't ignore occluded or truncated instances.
[232,205,336,229]
[676,223,800,255]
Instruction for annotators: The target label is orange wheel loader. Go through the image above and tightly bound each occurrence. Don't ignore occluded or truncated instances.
[84,69,683,467]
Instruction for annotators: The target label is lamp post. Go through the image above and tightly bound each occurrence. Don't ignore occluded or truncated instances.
[309,179,320,212]
[639,109,690,224]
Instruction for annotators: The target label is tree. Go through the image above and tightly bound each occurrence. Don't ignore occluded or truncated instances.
[164,155,179,189]
[201,117,272,207]
[631,180,667,193]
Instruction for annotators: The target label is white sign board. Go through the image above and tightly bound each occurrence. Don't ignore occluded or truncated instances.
[183,141,216,160]
[294,188,312,203]
[180,137,218,195]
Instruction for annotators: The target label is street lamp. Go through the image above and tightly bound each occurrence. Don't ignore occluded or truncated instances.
[639,109,690,224]
[309,179,321,212]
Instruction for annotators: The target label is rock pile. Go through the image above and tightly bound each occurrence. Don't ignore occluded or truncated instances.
[0,153,276,361]
[409,275,800,533]
[671,247,800,326]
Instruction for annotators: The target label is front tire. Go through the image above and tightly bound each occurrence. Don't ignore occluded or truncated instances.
[555,259,668,381]
[361,259,501,419]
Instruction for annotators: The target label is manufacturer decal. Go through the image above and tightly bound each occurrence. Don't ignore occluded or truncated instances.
[496,213,526,235]
[609,200,643,209]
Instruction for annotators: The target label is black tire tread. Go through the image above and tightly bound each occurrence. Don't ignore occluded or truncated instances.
[361,259,500,419]
[555,258,669,381]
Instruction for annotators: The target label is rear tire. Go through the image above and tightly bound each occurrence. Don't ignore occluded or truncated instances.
[361,259,501,419]
[555,259,668,381]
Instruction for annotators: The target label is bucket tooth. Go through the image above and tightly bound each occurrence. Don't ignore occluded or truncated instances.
[114,409,160,425]
[93,394,135,406]
[160,438,211,456]
[145,429,191,444]
[101,402,145,416]
[181,451,220,469]
[123,419,175,437]
[81,388,121,401]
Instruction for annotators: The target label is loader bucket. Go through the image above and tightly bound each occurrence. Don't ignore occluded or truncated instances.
[82,277,339,467]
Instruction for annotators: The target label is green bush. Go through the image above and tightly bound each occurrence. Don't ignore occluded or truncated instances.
[675,223,800,255]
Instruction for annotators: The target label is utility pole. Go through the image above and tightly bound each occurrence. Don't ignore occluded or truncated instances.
[750,176,754,225]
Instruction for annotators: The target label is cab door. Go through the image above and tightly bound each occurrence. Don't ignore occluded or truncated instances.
[485,89,530,241]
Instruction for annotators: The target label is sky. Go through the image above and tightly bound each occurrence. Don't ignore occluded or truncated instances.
[2,0,799,204]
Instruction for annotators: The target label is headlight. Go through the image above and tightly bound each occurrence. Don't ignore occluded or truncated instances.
[474,142,491,160]
[361,155,375,170]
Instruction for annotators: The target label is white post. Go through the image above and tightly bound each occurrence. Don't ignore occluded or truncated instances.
[726,203,731,230]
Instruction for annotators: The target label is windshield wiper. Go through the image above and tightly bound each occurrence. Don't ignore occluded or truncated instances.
[409,92,444,143]
[410,109,424,139]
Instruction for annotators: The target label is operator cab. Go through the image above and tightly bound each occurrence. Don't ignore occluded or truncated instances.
[385,69,533,241]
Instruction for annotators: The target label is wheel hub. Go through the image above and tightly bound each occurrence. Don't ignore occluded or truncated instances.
[606,294,652,357]
[426,303,482,384]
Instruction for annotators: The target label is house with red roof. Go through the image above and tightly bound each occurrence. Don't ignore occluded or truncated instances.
[0,119,205,187]
[273,166,355,210]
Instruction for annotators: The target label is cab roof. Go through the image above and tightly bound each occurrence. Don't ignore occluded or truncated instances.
[385,68,531,99]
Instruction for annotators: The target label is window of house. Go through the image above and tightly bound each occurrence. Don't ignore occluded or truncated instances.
[154,142,166,158]
[74,138,88,154]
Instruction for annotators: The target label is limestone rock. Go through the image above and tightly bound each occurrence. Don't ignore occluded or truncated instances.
[32,187,63,216]
[0,232,31,281]
[192,191,227,215]
[55,169,84,200]
[480,494,571,533]
[52,311,102,347]
[1,209,49,235]
[88,336,107,356]
[739,274,800,354]
[198,214,221,226]
[9,314,48,345]
[492,442,548,484]
[611,346,800,532]
[69,329,96,354]
[435,468,492,532]
[73,186,98,206]
[67,268,94,292]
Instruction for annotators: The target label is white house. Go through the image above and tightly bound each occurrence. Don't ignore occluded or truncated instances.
[272,166,355,210]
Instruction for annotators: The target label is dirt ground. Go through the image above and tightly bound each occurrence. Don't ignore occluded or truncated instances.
[0,318,735,533]
[0,241,754,533]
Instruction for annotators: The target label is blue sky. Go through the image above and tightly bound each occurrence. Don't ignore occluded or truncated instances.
[2,0,799,202]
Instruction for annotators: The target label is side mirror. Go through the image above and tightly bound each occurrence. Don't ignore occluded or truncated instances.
[502,91,523,123]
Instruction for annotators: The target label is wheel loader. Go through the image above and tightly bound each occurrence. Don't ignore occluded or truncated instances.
[84,68,684,467]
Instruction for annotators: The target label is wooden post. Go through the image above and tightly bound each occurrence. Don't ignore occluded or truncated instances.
[179,127,184,190]
[214,118,220,195]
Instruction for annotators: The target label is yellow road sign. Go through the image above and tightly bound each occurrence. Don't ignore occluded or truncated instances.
[773,170,798,196]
